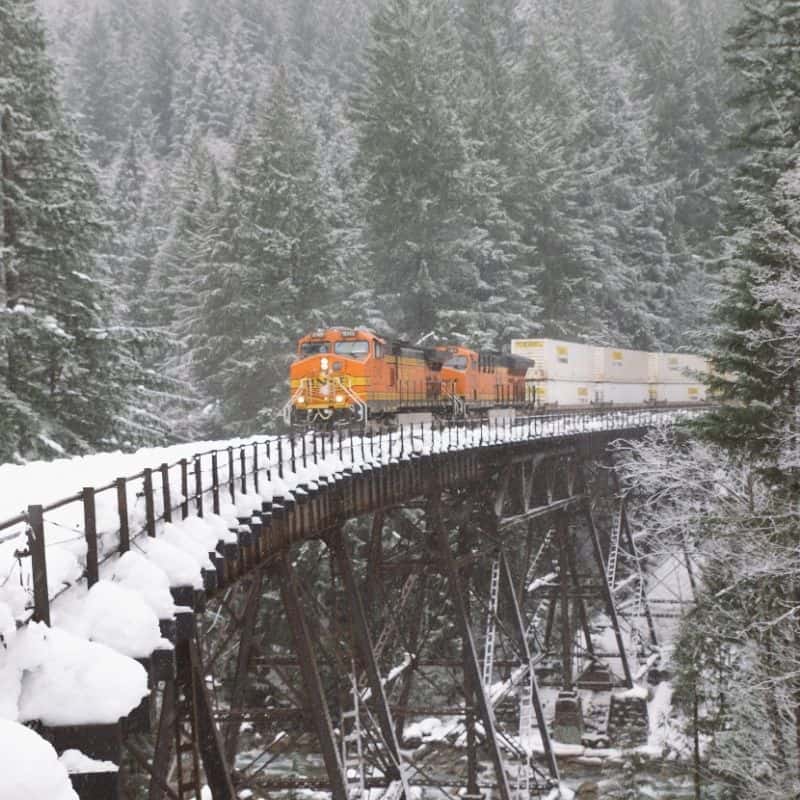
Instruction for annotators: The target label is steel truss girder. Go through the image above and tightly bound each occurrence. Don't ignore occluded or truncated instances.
[275,553,349,800]
[429,490,513,800]
[498,549,559,783]
[224,571,263,765]
[328,529,407,791]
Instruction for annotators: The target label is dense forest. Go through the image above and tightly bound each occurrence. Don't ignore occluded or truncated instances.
[5,2,800,796]
[1,0,738,459]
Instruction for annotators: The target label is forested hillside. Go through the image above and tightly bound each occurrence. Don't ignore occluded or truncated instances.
[2,0,737,459]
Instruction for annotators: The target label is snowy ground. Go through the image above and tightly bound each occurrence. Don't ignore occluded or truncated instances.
[0,408,702,798]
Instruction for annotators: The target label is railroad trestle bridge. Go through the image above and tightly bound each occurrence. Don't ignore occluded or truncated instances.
[0,408,701,800]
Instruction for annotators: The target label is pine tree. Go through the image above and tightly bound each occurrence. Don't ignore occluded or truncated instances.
[67,8,126,161]
[140,0,179,154]
[699,1,800,473]
[0,0,147,459]
[192,69,335,433]
[351,0,481,341]
[455,0,541,348]
[144,132,222,440]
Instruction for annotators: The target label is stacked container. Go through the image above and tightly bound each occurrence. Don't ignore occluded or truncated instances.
[511,339,593,405]
[592,347,651,405]
[648,352,708,402]
[511,338,710,407]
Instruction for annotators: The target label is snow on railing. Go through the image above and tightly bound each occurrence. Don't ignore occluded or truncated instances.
[0,405,707,630]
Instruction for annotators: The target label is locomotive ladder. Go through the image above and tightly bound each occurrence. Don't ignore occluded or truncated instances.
[606,510,625,589]
[341,661,367,800]
[482,558,502,690]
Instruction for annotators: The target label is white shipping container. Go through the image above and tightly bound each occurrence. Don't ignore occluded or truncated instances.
[533,380,592,406]
[650,383,707,403]
[649,352,710,385]
[593,346,650,384]
[593,382,651,405]
[512,338,593,382]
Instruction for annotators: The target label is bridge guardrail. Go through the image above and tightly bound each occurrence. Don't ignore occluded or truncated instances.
[0,404,710,627]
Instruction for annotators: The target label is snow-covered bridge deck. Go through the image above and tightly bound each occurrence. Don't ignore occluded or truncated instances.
[0,406,705,800]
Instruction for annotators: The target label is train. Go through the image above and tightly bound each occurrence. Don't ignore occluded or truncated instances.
[283,327,710,427]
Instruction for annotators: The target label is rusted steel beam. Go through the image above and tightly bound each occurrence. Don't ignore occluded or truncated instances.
[557,514,573,691]
[499,550,559,783]
[379,551,485,573]
[583,502,633,689]
[275,554,348,800]
[493,466,512,518]
[365,512,384,618]
[430,492,512,800]
[564,528,596,659]
[617,495,658,647]
[330,531,403,779]
[224,571,263,766]
[393,573,428,743]
[189,641,236,799]
[148,680,176,800]
[498,494,584,531]
[125,738,178,800]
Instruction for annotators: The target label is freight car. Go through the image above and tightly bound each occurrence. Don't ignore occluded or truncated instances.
[510,338,709,408]
[284,328,710,428]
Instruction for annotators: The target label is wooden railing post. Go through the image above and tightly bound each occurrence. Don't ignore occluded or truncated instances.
[194,457,204,517]
[143,469,156,537]
[83,487,99,586]
[211,453,220,515]
[240,447,247,495]
[180,458,189,519]
[227,447,235,502]
[116,478,130,553]
[161,463,172,523]
[27,505,50,625]
[253,443,260,494]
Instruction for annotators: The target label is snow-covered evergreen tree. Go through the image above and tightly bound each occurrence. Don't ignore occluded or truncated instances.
[192,69,335,433]
[700,1,800,471]
[352,0,483,341]
[0,0,149,459]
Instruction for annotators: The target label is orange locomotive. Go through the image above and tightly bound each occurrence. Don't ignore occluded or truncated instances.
[284,327,534,426]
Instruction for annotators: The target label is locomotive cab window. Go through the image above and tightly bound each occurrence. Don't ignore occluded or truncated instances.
[375,342,385,359]
[334,340,370,360]
[301,342,330,356]
[445,355,468,370]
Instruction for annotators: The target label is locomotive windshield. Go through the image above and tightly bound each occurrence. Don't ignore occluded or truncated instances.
[301,342,330,356]
[334,340,370,360]
[444,355,468,370]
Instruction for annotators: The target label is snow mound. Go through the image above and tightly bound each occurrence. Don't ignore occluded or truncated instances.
[16,624,148,726]
[0,719,78,800]
[110,551,177,618]
[59,748,118,774]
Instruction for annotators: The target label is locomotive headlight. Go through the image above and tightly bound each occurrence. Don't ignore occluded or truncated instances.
[297,396,306,404]
[335,394,345,404]
[320,357,329,372]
